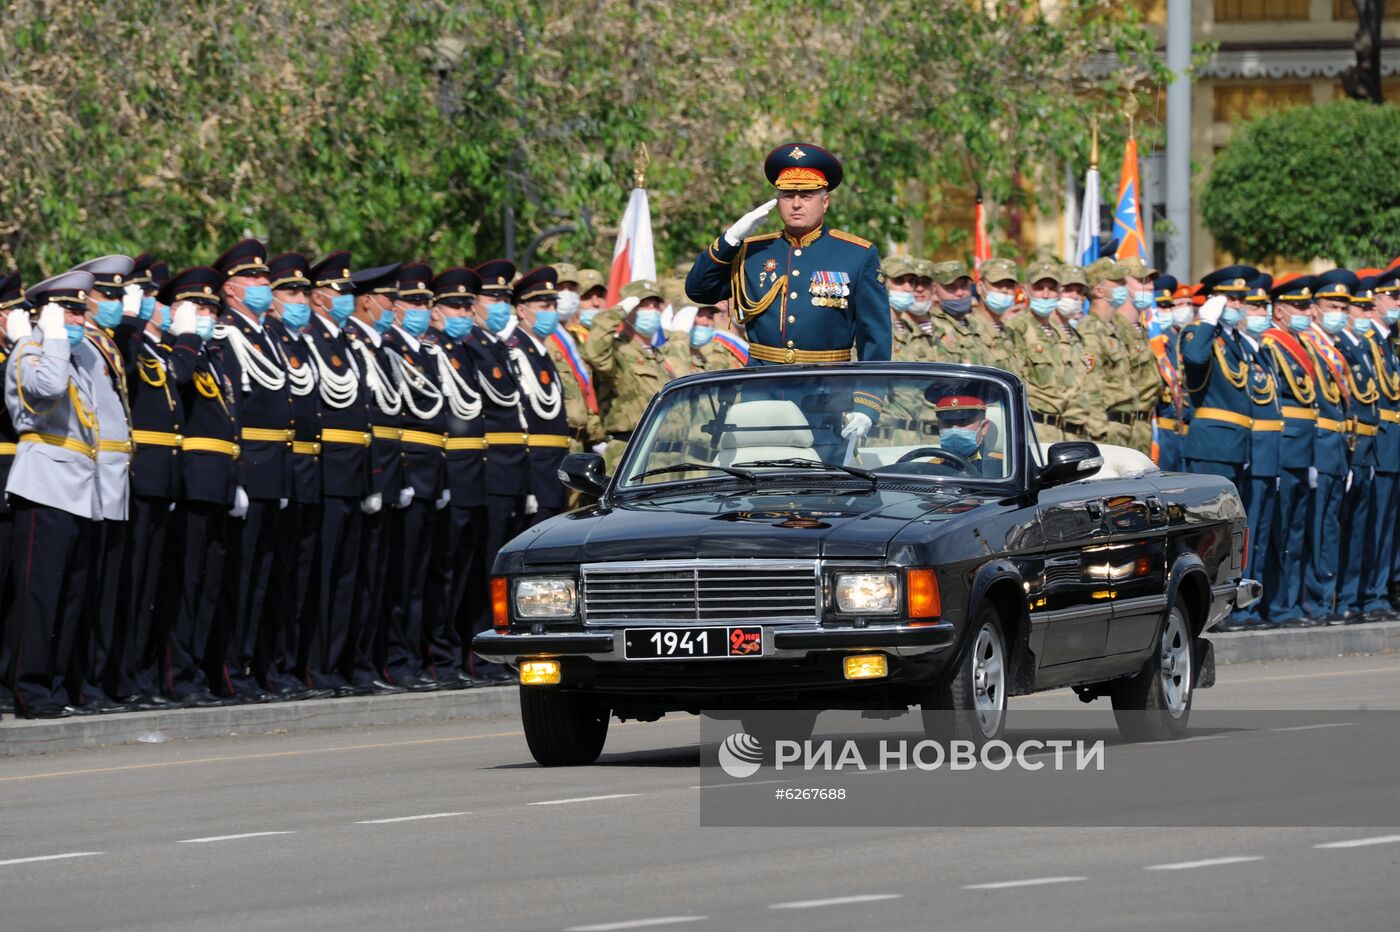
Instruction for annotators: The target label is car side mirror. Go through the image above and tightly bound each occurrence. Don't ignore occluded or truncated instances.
[1039,441,1103,487]
[558,452,609,497]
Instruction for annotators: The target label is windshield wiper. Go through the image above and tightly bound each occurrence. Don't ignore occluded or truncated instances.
[732,458,878,489]
[631,461,756,484]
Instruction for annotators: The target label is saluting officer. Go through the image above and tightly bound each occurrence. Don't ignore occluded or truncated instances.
[210,239,293,702]
[1179,265,1258,489]
[1358,270,1400,621]
[1372,267,1400,610]
[1149,274,1190,471]
[1333,273,1381,623]
[0,273,23,715]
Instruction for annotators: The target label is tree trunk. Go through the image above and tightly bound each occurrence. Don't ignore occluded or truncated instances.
[1342,0,1385,103]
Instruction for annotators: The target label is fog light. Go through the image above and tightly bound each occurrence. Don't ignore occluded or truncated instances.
[520,659,562,686]
[843,653,888,680]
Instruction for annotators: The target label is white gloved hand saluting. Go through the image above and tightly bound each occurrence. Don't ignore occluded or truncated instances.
[360,492,383,515]
[229,486,249,519]
[591,441,609,457]
[171,301,197,337]
[39,303,67,341]
[121,283,143,318]
[724,199,778,247]
[5,308,31,343]
[1199,295,1226,327]
[397,485,415,509]
[841,411,873,440]
[619,296,641,315]
[435,489,451,510]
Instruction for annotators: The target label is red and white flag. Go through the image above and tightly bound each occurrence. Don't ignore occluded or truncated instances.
[973,186,991,280]
[604,186,657,308]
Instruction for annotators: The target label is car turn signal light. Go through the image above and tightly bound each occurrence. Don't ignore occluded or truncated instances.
[491,576,510,630]
[520,659,562,686]
[906,568,940,621]
[843,654,888,680]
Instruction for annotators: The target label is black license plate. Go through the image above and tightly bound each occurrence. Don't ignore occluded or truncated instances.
[623,626,763,660]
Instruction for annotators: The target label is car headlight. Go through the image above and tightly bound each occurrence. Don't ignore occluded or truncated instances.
[833,572,899,614]
[514,576,578,619]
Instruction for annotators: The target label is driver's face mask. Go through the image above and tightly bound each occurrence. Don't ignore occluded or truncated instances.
[939,426,982,458]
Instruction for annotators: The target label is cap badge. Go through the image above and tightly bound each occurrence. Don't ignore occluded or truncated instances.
[789,146,806,160]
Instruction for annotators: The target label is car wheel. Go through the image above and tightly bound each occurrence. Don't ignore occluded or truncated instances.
[1110,604,1193,742]
[520,687,610,766]
[922,604,1007,745]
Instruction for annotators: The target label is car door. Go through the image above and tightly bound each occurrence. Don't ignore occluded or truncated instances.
[1100,481,1171,656]
[1027,478,1113,669]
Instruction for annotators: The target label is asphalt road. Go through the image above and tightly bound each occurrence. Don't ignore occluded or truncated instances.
[2,653,1399,931]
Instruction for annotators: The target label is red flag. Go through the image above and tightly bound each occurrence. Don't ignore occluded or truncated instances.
[604,187,657,308]
[973,187,990,280]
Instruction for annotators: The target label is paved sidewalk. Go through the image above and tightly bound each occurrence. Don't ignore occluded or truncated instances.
[3,620,1397,757]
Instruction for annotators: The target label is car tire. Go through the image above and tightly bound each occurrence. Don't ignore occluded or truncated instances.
[1110,604,1193,742]
[520,687,610,766]
[921,604,1007,746]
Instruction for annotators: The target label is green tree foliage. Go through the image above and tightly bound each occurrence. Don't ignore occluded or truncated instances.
[1202,99,1400,267]
[0,0,1165,280]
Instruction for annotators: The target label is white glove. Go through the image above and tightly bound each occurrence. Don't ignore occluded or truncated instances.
[171,301,197,337]
[360,492,383,515]
[397,485,415,508]
[619,296,641,315]
[5,308,31,343]
[1199,295,1226,327]
[1275,476,1281,491]
[724,199,778,247]
[38,303,66,341]
[435,489,451,510]
[1370,465,1376,481]
[591,441,609,456]
[1308,466,1318,490]
[279,497,288,510]
[229,486,249,519]
[121,283,143,317]
[1346,469,1354,493]
[841,411,873,440]
[525,493,539,515]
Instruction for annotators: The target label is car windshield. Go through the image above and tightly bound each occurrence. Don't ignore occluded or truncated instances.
[616,370,1017,489]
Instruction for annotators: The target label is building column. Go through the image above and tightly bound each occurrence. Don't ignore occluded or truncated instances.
[1165,0,1192,282]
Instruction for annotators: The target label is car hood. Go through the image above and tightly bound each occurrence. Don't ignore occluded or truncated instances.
[509,485,998,565]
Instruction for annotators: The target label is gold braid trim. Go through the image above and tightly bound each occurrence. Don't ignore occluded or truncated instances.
[1213,339,1249,389]
[1305,343,1342,405]
[729,240,785,324]
[1368,337,1400,401]
[1266,340,1315,405]
[1346,357,1380,404]
[138,355,167,388]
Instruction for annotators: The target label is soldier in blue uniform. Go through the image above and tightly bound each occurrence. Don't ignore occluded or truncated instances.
[1334,274,1381,623]
[1260,275,1320,628]
[1373,267,1400,610]
[1150,274,1190,472]
[210,239,293,702]
[1359,270,1400,621]
[1179,265,1258,488]
[0,272,23,716]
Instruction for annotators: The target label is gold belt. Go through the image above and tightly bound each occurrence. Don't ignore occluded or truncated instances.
[1280,406,1318,421]
[98,439,133,454]
[1380,409,1400,424]
[371,426,403,441]
[292,441,321,455]
[183,437,240,456]
[20,432,94,459]
[1250,420,1284,433]
[527,435,571,449]
[0,442,15,456]
[1155,417,1181,431]
[131,430,181,447]
[1317,417,1346,433]
[445,437,487,451]
[1352,420,1379,437]
[748,342,853,364]
[321,428,372,446]
[484,432,527,446]
[1192,407,1253,429]
[401,429,446,449]
[241,427,295,443]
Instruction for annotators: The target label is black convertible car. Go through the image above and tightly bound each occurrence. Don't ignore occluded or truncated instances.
[474,363,1259,766]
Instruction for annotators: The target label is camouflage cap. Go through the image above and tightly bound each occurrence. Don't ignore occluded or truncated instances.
[1085,257,1126,287]
[553,262,580,286]
[978,257,1020,285]
[1059,264,1088,288]
[913,258,935,280]
[1024,260,1062,286]
[932,259,971,285]
[620,278,664,302]
[577,268,606,295]
[1116,255,1158,280]
[882,255,918,279]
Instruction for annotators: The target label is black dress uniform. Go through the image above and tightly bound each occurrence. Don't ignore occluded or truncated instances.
[0,272,23,714]
[210,239,293,700]
[303,252,374,692]
[508,267,572,526]
[382,262,447,689]
[160,267,238,706]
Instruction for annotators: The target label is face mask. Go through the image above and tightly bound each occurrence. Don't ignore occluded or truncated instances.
[556,291,581,319]
[1385,309,1400,326]
[330,293,355,325]
[194,316,215,340]
[1289,314,1312,333]
[1321,310,1348,334]
[633,308,661,337]
[281,302,311,332]
[403,307,431,336]
[485,302,513,333]
[1244,314,1270,336]
[1132,290,1154,311]
[579,308,598,327]
[531,309,559,338]
[690,325,715,348]
[1351,317,1373,335]
[912,296,933,315]
[139,296,156,321]
[1108,286,1129,309]
[65,324,86,349]
[1029,297,1058,318]
[1056,296,1082,317]
[444,316,473,339]
[1153,309,1174,329]
[939,426,981,457]
[1172,307,1195,329]
[889,290,916,312]
[1220,307,1245,327]
[374,308,395,334]
[156,304,171,332]
[241,284,273,316]
[95,300,122,329]
[941,295,972,316]
[984,292,1014,315]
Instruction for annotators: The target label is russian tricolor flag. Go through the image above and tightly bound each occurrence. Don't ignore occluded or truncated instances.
[604,186,657,308]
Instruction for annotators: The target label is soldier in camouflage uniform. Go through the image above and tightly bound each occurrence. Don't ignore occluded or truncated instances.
[912,258,936,320]
[973,257,1018,373]
[1059,264,1109,442]
[927,260,986,365]
[1004,260,1076,443]
[663,304,735,376]
[1077,258,1137,446]
[1115,256,1166,454]
[884,256,936,363]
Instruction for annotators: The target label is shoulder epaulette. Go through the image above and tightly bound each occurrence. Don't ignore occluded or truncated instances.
[829,229,873,249]
[743,232,783,245]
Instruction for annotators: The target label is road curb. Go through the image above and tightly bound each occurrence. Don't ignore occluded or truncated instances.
[1209,619,1400,664]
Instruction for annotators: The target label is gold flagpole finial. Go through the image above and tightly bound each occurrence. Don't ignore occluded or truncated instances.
[1090,117,1100,170]
[1123,92,1139,140]
[633,143,651,189]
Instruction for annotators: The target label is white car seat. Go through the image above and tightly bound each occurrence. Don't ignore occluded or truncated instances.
[1039,442,1159,479]
[713,400,820,466]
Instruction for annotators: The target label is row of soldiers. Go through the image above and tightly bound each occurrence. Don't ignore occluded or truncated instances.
[877,251,1400,630]
[0,243,739,719]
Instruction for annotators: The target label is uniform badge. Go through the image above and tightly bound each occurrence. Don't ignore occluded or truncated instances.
[764,259,777,274]
[253,343,264,354]
[451,358,461,370]
[1084,353,1095,371]
[540,370,551,385]
[493,366,502,379]
[289,357,301,369]
[330,355,342,367]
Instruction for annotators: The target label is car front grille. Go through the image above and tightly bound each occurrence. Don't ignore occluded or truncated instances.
[581,560,820,625]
